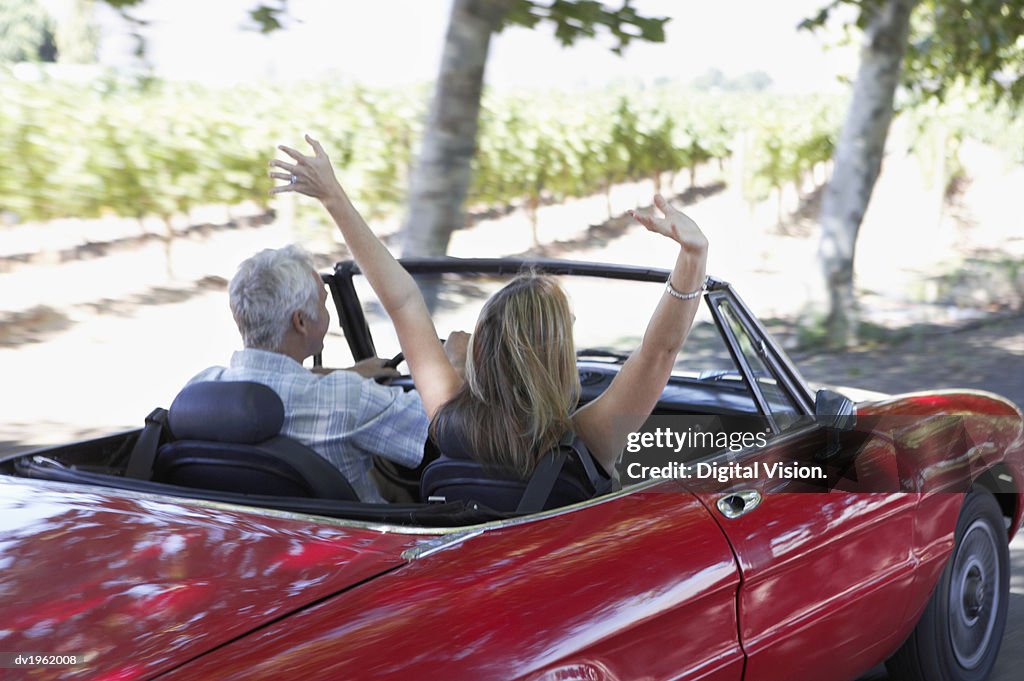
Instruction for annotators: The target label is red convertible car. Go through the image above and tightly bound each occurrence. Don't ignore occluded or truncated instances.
[1,259,1021,681]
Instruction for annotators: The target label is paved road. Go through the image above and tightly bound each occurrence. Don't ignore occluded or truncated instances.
[994,533,1024,681]
[853,534,1024,681]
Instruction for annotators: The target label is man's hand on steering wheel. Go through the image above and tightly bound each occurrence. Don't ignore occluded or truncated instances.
[344,357,401,381]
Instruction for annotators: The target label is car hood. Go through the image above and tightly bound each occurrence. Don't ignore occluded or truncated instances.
[0,478,426,680]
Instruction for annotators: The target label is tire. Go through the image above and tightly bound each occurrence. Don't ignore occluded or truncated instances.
[886,488,1010,681]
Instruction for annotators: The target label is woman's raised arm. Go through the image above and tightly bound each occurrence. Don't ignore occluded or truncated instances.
[572,194,708,474]
[270,135,461,418]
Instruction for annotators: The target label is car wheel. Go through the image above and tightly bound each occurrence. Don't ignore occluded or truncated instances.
[886,488,1009,681]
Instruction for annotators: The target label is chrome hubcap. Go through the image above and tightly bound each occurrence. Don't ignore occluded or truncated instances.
[961,564,984,621]
[949,519,1000,669]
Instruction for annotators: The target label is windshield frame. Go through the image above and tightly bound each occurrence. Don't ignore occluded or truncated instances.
[322,257,814,419]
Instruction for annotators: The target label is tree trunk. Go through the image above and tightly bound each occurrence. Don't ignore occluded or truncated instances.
[931,121,947,229]
[527,193,540,248]
[162,216,175,280]
[818,0,917,348]
[400,0,514,257]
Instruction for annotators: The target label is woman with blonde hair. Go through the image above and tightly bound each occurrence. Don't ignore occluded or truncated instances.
[270,135,708,497]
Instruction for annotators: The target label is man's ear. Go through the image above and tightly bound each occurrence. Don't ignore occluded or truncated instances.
[291,309,306,335]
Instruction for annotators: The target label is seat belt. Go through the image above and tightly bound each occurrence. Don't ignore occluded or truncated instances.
[516,431,573,513]
[125,408,168,480]
[565,435,611,494]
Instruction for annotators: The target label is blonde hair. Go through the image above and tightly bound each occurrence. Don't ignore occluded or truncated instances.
[430,271,580,478]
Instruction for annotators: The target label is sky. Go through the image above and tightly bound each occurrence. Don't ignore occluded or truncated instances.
[43,0,860,93]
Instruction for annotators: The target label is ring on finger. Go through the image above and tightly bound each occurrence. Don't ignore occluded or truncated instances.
[289,174,297,185]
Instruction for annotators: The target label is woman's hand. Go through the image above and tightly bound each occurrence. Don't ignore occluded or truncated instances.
[443,331,471,380]
[269,134,343,204]
[629,194,708,257]
[574,194,709,473]
[268,136,463,420]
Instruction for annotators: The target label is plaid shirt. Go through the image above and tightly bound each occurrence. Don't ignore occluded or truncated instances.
[187,349,428,503]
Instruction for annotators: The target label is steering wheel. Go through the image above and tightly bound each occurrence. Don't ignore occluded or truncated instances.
[371,351,406,386]
[381,335,449,374]
[376,335,455,385]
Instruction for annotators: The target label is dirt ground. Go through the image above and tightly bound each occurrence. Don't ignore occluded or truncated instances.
[795,312,1024,410]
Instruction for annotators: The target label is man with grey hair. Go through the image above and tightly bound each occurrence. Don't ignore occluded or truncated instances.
[186,244,431,503]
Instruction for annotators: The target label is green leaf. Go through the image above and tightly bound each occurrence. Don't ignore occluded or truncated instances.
[507,0,668,52]
[249,5,284,33]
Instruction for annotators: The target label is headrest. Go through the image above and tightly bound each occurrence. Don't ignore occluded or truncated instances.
[169,381,284,444]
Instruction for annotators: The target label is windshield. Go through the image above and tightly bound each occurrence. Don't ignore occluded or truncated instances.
[325,270,737,378]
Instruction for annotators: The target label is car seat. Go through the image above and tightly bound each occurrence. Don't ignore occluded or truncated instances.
[150,381,359,501]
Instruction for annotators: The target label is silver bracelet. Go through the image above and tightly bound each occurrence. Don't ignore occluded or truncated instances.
[665,277,705,300]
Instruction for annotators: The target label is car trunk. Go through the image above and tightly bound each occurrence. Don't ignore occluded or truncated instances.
[0,477,432,680]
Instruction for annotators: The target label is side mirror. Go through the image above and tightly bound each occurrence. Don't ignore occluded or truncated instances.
[815,388,856,432]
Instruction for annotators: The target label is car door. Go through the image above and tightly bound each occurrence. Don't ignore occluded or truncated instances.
[689,293,921,681]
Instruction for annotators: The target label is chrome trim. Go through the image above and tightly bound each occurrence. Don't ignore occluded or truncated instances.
[31,455,69,469]
[709,295,780,432]
[7,471,671,538]
[402,529,486,560]
[727,287,815,413]
[716,490,762,519]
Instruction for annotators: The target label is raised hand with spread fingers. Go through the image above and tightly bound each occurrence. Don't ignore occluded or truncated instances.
[570,195,709,471]
[269,136,463,420]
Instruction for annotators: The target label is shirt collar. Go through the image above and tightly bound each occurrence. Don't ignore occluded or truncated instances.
[230,348,309,375]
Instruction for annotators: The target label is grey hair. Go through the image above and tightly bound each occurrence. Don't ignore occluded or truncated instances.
[228,245,322,350]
